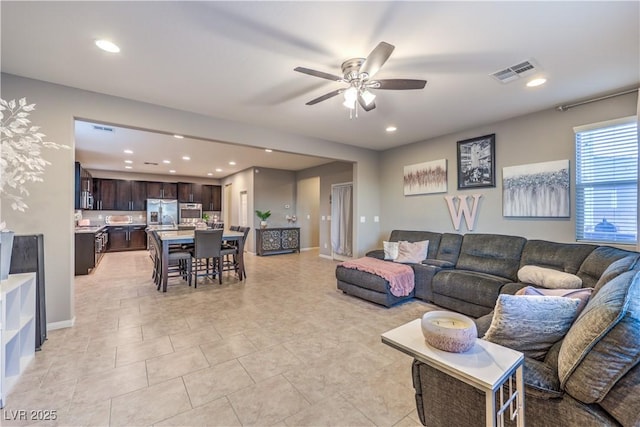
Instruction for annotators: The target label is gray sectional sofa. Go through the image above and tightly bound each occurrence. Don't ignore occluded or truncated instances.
[335,230,640,426]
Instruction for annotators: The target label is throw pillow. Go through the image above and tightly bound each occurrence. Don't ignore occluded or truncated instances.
[383,241,399,260]
[483,294,580,360]
[394,240,429,264]
[518,265,582,289]
[515,286,593,314]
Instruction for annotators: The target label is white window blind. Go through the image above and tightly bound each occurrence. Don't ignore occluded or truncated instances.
[575,117,638,244]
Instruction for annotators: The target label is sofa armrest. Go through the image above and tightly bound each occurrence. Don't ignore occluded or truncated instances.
[366,249,385,260]
[421,259,455,268]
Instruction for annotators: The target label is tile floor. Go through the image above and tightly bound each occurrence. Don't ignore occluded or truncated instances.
[4,249,438,426]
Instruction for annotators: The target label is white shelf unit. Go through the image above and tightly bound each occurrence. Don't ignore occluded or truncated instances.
[0,273,36,409]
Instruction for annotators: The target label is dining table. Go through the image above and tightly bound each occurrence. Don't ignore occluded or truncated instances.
[155,229,246,292]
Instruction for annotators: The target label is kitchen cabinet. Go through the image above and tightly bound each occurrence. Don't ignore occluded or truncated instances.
[115,180,147,211]
[93,178,117,210]
[256,227,300,256]
[107,226,147,252]
[74,162,93,210]
[202,185,222,211]
[75,229,107,275]
[178,182,202,203]
[147,181,178,199]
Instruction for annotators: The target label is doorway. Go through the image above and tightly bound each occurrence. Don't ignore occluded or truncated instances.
[331,182,353,261]
[240,191,248,226]
[224,183,233,227]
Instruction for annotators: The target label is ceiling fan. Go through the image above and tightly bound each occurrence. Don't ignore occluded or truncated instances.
[294,41,427,116]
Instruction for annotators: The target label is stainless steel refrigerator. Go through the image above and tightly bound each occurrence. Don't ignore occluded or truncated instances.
[146,199,178,226]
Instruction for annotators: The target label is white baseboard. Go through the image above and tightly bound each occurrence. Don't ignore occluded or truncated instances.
[300,246,319,252]
[319,254,334,260]
[47,317,75,331]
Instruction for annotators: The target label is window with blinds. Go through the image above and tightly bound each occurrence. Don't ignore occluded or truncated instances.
[575,116,638,244]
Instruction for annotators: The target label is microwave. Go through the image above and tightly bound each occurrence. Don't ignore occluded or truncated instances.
[179,203,202,224]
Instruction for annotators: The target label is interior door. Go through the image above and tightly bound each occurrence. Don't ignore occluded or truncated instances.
[331,182,353,260]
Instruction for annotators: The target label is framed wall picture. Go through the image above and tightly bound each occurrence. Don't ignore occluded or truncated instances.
[503,159,570,217]
[457,134,496,189]
[403,159,447,195]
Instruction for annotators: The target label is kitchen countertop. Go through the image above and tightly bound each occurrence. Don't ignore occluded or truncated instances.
[74,223,147,233]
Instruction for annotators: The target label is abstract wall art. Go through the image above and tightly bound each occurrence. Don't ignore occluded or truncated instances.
[503,159,570,217]
[404,159,447,195]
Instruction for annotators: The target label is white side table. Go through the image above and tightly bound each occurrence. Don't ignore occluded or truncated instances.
[381,318,524,427]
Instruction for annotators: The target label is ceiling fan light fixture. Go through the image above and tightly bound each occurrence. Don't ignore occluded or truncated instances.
[361,89,376,106]
[343,87,358,109]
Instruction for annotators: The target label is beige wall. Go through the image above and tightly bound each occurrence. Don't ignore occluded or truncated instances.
[1,73,381,326]
[378,91,638,249]
[296,177,320,249]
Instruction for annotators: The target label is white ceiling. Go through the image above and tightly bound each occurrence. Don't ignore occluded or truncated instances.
[2,1,638,178]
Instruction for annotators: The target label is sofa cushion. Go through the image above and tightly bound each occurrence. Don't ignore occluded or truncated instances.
[483,294,580,360]
[456,233,526,280]
[421,259,455,268]
[594,254,640,293]
[558,270,640,403]
[388,230,442,259]
[432,269,510,308]
[517,265,582,289]
[524,357,563,399]
[394,240,429,264]
[599,362,640,427]
[520,240,596,275]
[577,246,639,288]
[516,286,593,314]
[383,241,399,260]
[435,233,463,264]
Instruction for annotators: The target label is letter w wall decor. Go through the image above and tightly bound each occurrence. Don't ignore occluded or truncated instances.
[444,194,483,231]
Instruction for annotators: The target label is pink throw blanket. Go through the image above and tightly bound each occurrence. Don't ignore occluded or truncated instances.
[340,257,415,297]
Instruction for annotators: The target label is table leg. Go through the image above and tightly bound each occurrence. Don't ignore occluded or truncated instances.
[237,237,245,280]
[486,390,496,427]
[162,240,169,292]
[516,365,525,427]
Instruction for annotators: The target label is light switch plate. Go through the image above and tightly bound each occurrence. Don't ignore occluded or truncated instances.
[360,216,366,223]
[374,216,379,222]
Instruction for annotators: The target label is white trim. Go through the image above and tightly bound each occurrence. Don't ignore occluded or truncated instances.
[47,317,75,331]
[319,253,333,260]
[573,115,636,133]
[300,246,319,252]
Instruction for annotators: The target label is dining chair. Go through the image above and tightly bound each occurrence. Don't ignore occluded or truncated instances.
[150,230,192,289]
[190,229,227,286]
[212,222,224,229]
[222,226,250,279]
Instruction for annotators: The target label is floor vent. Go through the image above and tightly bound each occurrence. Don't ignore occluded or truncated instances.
[490,59,540,84]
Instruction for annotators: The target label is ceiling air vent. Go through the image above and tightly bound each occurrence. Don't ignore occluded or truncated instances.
[92,125,114,132]
[490,59,540,84]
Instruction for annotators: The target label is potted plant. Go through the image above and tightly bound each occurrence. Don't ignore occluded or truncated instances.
[255,209,271,229]
[0,97,69,279]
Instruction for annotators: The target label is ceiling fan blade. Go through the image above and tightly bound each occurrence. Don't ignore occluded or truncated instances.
[357,94,376,112]
[306,89,343,105]
[359,42,395,79]
[294,67,342,82]
[375,79,427,90]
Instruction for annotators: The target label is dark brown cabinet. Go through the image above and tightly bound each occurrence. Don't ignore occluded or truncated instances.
[147,181,178,199]
[93,178,117,210]
[107,225,147,251]
[178,182,203,203]
[256,227,300,256]
[115,180,147,211]
[202,185,222,211]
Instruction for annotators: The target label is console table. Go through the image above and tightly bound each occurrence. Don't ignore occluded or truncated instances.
[256,227,300,256]
[381,318,524,427]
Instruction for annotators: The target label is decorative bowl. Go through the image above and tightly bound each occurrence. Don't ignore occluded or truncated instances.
[421,311,477,353]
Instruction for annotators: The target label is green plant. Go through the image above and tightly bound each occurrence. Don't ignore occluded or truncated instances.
[255,209,271,221]
[202,213,210,222]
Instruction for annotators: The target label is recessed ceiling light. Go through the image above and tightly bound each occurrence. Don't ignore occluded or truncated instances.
[169,169,176,174]
[182,156,190,161]
[124,149,133,154]
[526,78,547,87]
[215,168,223,172]
[95,39,120,53]
[207,172,213,176]
[229,161,236,166]
[124,160,133,164]
[163,160,171,164]
[173,134,184,139]
[124,166,132,169]
[386,126,397,132]
[265,149,273,153]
